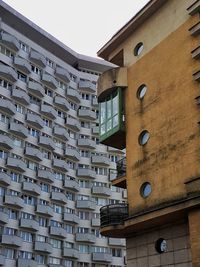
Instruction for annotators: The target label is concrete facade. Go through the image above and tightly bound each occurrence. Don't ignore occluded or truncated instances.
[0,2,126,267]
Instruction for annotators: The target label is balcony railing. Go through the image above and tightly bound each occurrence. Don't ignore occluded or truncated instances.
[116,157,126,177]
[100,203,128,227]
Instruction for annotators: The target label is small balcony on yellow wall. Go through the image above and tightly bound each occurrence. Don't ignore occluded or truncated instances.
[97,67,127,149]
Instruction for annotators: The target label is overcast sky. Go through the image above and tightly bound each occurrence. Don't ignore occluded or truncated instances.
[3,0,149,58]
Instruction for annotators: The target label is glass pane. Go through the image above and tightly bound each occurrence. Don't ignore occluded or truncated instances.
[100,102,106,123]
[100,124,106,135]
[113,93,118,116]
[107,119,112,131]
[113,115,118,128]
[107,99,112,118]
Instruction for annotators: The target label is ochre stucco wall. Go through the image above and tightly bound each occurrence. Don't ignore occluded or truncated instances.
[126,17,200,215]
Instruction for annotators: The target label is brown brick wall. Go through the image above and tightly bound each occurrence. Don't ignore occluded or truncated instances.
[126,221,192,266]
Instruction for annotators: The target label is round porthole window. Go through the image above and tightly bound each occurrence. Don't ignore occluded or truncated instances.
[138,130,150,145]
[134,42,144,56]
[155,238,167,253]
[137,84,147,99]
[140,182,152,198]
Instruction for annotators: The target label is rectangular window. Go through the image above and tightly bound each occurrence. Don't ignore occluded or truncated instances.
[17,71,27,83]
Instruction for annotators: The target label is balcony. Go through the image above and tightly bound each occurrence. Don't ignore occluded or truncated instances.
[9,122,28,138]
[65,117,80,131]
[36,204,53,217]
[38,136,55,151]
[34,241,53,254]
[30,50,46,67]
[92,126,99,135]
[189,21,200,36]
[111,157,126,188]
[0,32,19,51]
[65,148,80,161]
[76,168,96,179]
[24,146,42,162]
[26,113,43,129]
[187,0,200,15]
[11,88,30,106]
[6,157,26,172]
[185,177,200,195]
[79,80,96,93]
[51,191,67,204]
[0,211,9,224]
[52,158,68,172]
[54,96,70,111]
[100,203,128,230]
[41,104,57,120]
[64,179,80,192]
[0,98,15,115]
[66,87,81,103]
[63,213,79,224]
[55,66,70,82]
[13,57,31,74]
[17,259,37,267]
[193,70,200,82]
[0,135,13,150]
[108,237,126,246]
[192,46,200,60]
[0,255,5,266]
[91,155,110,166]
[92,97,98,107]
[4,195,24,209]
[0,64,17,82]
[27,81,45,98]
[91,186,111,196]
[1,234,22,247]
[37,169,54,183]
[92,253,112,263]
[53,126,69,141]
[22,182,41,196]
[76,200,96,210]
[63,248,79,259]
[77,138,96,149]
[0,172,11,186]
[49,226,67,239]
[91,218,100,227]
[78,109,96,120]
[19,218,39,232]
[41,73,58,89]
[75,233,96,243]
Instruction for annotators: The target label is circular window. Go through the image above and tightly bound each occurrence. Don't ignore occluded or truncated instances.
[134,42,144,56]
[155,238,167,253]
[138,130,150,145]
[140,182,152,198]
[137,84,147,99]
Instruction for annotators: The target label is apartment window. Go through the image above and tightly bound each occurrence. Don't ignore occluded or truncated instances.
[53,204,62,214]
[80,150,90,158]
[66,191,75,201]
[42,149,51,159]
[50,238,62,249]
[54,172,64,181]
[78,211,89,220]
[0,113,9,124]
[54,138,64,149]
[0,78,12,90]
[77,195,89,201]
[31,64,41,75]
[0,44,14,58]
[39,217,48,227]
[49,257,61,264]
[81,121,90,129]
[26,160,38,171]
[10,172,21,182]
[3,248,15,259]
[35,255,45,264]
[28,127,39,137]
[19,251,32,259]
[81,93,90,100]
[77,227,89,234]
[94,167,107,176]
[0,187,5,196]
[36,235,46,242]
[29,95,41,105]
[77,263,89,267]
[94,197,107,206]
[63,260,74,267]
[78,180,90,188]
[92,246,108,253]
[67,161,75,170]
[65,242,73,248]
[40,182,49,192]
[21,212,33,219]
[20,231,33,242]
[15,104,25,114]
[0,150,7,159]
[45,87,53,97]
[58,80,66,90]
[13,137,23,147]
[65,224,73,234]
[23,195,36,205]
[43,118,51,127]
[10,190,19,196]
[111,248,122,257]
[17,71,27,83]
[8,209,18,220]
[50,220,62,227]
[46,58,54,68]
[78,245,89,253]
[19,41,28,52]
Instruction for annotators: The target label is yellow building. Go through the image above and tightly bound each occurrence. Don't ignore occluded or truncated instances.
[97,0,200,266]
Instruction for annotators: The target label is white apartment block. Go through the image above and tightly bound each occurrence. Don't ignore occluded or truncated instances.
[0,2,126,267]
